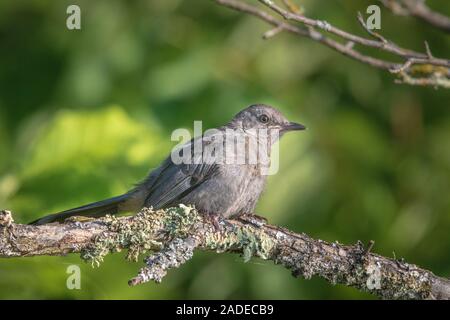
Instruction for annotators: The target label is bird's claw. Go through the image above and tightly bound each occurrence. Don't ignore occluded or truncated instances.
[237,213,268,227]
[206,213,232,232]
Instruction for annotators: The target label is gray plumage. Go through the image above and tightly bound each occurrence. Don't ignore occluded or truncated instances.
[30,104,305,225]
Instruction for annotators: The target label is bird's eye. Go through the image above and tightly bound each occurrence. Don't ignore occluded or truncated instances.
[259,114,269,123]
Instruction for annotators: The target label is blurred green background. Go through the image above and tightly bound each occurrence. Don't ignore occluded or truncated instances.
[0,0,449,299]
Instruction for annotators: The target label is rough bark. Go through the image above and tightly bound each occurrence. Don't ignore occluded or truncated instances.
[0,208,449,299]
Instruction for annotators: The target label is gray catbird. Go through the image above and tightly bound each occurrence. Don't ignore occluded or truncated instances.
[30,104,305,225]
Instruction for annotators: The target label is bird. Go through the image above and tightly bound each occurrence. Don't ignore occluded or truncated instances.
[30,104,305,225]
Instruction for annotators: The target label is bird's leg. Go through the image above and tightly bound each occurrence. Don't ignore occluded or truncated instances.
[205,213,233,232]
[237,213,268,227]
[206,213,221,231]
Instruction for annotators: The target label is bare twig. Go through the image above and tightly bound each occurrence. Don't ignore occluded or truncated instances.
[214,0,450,88]
[395,70,450,88]
[1,208,449,299]
[263,25,284,39]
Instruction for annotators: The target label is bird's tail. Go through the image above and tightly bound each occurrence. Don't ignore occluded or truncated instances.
[29,194,130,225]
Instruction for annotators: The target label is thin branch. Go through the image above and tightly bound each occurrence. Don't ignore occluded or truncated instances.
[214,0,450,88]
[357,11,388,44]
[1,208,449,299]
[263,25,284,39]
[380,0,450,33]
[257,0,448,65]
[395,70,450,88]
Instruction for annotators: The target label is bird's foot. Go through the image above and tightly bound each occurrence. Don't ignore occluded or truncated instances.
[206,213,231,232]
[237,213,268,227]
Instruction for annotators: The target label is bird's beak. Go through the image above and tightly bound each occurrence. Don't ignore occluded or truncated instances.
[282,122,306,132]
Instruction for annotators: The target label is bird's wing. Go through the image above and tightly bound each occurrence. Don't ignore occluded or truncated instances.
[142,134,222,209]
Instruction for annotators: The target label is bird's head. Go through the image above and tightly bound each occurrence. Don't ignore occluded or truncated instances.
[228,104,306,136]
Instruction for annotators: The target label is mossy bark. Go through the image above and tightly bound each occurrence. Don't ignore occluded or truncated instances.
[0,208,449,299]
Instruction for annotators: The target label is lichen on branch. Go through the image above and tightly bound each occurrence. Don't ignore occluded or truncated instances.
[0,207,449,299]
[79,205,277,284]
[80,205,201,266]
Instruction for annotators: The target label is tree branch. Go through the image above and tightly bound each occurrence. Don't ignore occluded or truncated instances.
[1,208,449,299]
[380,0,450,33]
[214,0,450,89]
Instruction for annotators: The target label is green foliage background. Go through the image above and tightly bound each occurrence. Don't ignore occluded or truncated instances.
[0,0,449,299]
